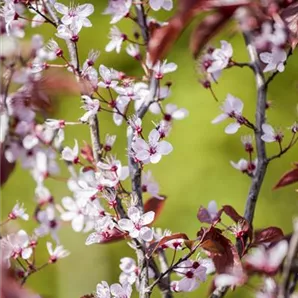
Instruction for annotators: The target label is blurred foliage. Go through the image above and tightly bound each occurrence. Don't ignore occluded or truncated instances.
[1,1,298,297]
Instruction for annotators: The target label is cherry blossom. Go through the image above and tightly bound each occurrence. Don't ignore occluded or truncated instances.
[256,278,277,298]
[85,216,117,245]
[126,44,141,60]
[174,259,207,292]
[103,0,132,24]
[150,60,177,79]
[149,0,173,11]
[212,94,244,134]
[54,2,94,31]
[244,240,288,274]
[80,95,100,122]
[96,281,111,298]
[61,139,79,163]
[215,268,247,288]
[207,41,233,75]
[98,65,118,89]
[105,26,126,53]
[241,135,254,152]
[60,197,87,232]
[118,206,155,241]
[104,134,117,151]
[47,242,70,263]
[260,48,287,73]
[35,206,60,243]
[230,158,257,175]
[261,124,283,143]
[110,283,132,298]
[1,230,33,268]
[132,129,173,164]
[56,23,80,42]
[119,257,155,286]
[141,171,163,200]
[8,202,29,221]
[163,103,189,121]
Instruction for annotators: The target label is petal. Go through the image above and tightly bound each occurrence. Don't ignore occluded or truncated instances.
[211,113,228,124]
[225,122,241,134]
[61,211,75,221]
[140,227,153,242]
[54,3,68,14]
[77,4,94,17]
[118,219,134,232]
[150,153,162,164]
[46,242,53,255]
[163,62,177,74]
[268,240,288,269]
[128,207,141,222]
[156,140,173,155]
[61,147,73,161]
[148,129,160,145]
[62,196,77,211]
[72,214,84,232]
[261,135,276,143]
[260,52,272,64]
[135,150,150,161]
[215,274,240,288]
[140,211,155,225]
[172,108,189,120]
[262,123,275,135]
[163,0,173,10]
[21,247,33,260]
[85,232,102,245]
[132,138,149,151]
[149,0,162,10]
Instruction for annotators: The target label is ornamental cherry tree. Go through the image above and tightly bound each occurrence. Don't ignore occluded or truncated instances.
[0,1,298,298]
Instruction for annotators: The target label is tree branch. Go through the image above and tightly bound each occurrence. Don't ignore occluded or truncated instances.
[242,31,268,225]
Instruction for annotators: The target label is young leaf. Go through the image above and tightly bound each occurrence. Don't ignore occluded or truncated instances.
[273,165,298,190]
[253,227,284,245]
[144,196,166,222]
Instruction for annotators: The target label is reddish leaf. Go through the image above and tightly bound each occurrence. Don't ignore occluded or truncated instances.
[99,228,126,244]
[148,13,194,65]
[202,227,242,273]
[0,146,15,186]
[146,233,189,258]
[200,239,225,254]
[222,205,243,222]
[253,227,284,245]
[281,2,298,49]
[190,11,235,58]
[81,142,95,164]
[144,196,166,222]
[273,165,298,190]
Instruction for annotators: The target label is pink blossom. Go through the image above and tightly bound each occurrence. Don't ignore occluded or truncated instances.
[1,230,33,268]
[174,259,207,292]
[105,26,126,53]
[47,242,70,263]
[260,48,287,73]
[230,158,257,175]
[214,268,247,288]
[118,206,155,241]
[110,283,132,298]
[244,240,288,274]
[80,95,100,122]
[9,202,29,221]
[98,65,119,89]
[207,41,233,75]
[261,124,283,143]
[54,2,94,31]
[150,60,177,79]
[103,0,132,24]
[96,281,111,298]
[132,129,173,164]
[61,139,79,163]
[212,94,244,134]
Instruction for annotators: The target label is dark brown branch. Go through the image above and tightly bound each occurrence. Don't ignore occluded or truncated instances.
[242,31,268,225]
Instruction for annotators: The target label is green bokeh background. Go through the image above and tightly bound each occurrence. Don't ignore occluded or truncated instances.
[1,1,298,297]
